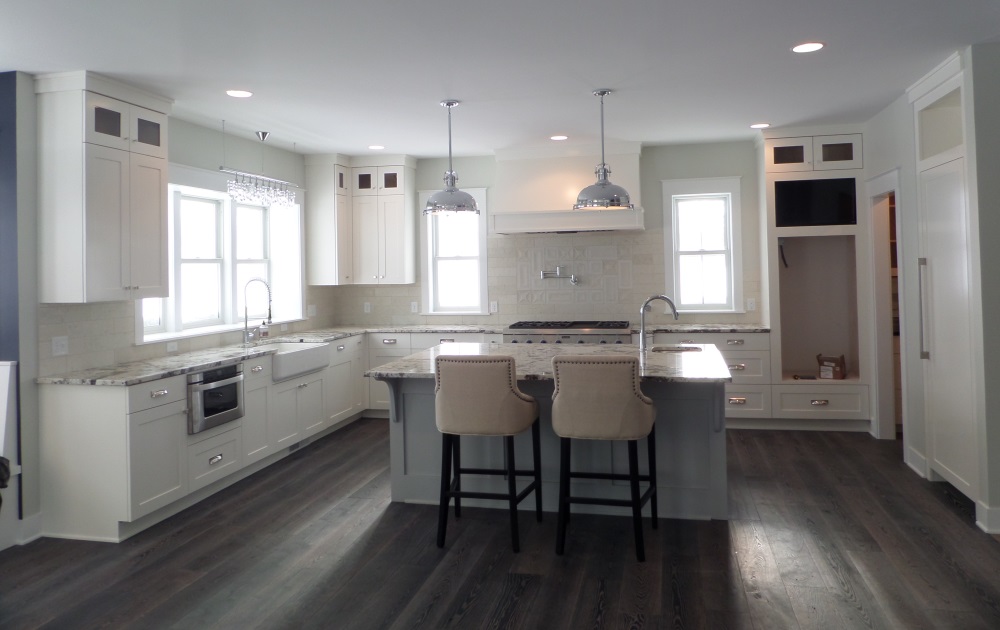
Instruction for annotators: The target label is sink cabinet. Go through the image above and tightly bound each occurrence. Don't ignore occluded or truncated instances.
[326,335,366,425]
[36,71,171,303]
[270,370,326,444]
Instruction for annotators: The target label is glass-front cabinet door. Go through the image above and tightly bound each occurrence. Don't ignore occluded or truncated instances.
[129,105,167,158]
[85,91,167,159]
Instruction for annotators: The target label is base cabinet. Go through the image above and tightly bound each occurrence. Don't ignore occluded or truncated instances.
[128,399,188,520]
[326,336,365,425]
[242,356,272,465]
[271,371,326,444]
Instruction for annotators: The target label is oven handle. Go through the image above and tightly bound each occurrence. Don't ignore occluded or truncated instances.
[189,372,244,393]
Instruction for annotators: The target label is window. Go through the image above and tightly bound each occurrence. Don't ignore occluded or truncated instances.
[662,177,743,313]
[419,188,488,314]
[140,179,303,342]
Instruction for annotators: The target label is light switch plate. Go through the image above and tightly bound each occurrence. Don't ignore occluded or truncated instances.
[307,304,317,317]
[52,336,69,356]
[489,301,498,313]
[166,341,178,353]
[746,298,757,312]
[410,301,418,313]
[364,302,371,314]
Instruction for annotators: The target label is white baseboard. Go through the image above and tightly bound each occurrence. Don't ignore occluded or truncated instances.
[976,501,1000,534]
[904,446,928,478]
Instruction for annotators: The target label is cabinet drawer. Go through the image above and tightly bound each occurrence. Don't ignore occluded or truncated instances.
[410,332,483,350]
[188,427,243,492]
[721,350,770,384]
[367,332,410,350]
[652,332,769,351]
[772,385,869,420]
[723,385,771,418]
[243,356,272,384]
[128,375,186,412]
[331,335,365,358]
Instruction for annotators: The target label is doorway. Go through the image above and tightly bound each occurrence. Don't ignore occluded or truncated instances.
[869,170,903,440]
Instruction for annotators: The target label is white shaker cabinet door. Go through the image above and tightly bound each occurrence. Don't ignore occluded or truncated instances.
[919,157,978,499]
[128,152,168,299]
[84,144,130,302]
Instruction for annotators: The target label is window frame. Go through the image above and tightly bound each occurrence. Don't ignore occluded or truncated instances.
[662,177,744,313]
[419,187,489,315]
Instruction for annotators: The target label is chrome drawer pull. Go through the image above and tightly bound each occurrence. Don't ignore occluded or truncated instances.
[728,364,746,371]
[150,389,168,398]
[337,345,346,351]
[382,339,397,345]
[209,454,223,466]
[440,338,455,343]
[727,339,745,345]
[251,365,264,373]
[810,399,830,406]
[728,397,747,405]
[680,339,695,344]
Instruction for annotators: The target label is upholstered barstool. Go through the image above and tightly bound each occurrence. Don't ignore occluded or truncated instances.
[551,355,657,561]
[434,355,542,552]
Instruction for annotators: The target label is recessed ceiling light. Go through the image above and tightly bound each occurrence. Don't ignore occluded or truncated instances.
[368,145,385,150]
[550,135,568,141]
[792,42,824,53]
[226,90,253,98]
[750,123,770,129]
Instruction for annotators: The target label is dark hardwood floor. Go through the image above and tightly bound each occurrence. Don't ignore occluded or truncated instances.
[2,419,1000,629]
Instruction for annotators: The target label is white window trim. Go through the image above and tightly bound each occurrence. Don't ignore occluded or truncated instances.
[135,164,306,344]
[418,187,489,315]
[662,176,744,313]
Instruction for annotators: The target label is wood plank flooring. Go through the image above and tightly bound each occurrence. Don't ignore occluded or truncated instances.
[2,419,1000,629]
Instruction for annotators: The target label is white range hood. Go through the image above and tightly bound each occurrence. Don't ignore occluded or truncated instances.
[490,142,644,234]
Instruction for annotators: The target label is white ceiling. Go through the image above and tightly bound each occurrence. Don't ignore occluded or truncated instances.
[3,0,999,157]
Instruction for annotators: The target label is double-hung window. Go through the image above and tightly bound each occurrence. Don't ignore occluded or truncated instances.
[419,188,488,315]
[140,179,302,342]
[662,177,743,313]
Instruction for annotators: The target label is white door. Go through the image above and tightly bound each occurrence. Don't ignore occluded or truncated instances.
[919,157,978,498]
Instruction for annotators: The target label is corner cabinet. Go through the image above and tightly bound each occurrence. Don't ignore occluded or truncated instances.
[305,157,354,285]
[351,158,416,284]
[760,127,872,425]
[36,72,172,303]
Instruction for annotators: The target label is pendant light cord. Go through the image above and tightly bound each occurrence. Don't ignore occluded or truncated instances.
[447,103,454,175]
[599,91,606,168]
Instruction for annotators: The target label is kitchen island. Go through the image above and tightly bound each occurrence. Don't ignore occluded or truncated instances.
[369,342,732,520]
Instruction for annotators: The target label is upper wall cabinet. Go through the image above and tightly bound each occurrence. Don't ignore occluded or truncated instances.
[36,71,172,303]
[305,158,353,285]
[350,157,416,285]
[352,165,406,196]
[764,134,863,172]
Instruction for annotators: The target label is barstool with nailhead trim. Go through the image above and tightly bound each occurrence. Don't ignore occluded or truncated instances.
[551,354,657,561]
[434,355,542,552]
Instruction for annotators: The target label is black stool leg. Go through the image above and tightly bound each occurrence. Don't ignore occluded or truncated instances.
[628,439,646,562]
[505,435,520,553]
[437,433,453,548]
[647,425,658,529]
[556,437,571,555]
[453,435,462,518]
[532,419,542,522]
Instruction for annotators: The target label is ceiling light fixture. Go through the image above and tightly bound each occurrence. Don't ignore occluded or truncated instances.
[423,100,478,215]
[750,123,770,129]
[226,89,253,98]
[368,145,385,150]
[792,42,824,53]
[219,125,297,207]
[573,89,634,211]
[551,135,568,141]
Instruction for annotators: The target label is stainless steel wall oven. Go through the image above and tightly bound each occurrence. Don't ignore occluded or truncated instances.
[187,364,244,434]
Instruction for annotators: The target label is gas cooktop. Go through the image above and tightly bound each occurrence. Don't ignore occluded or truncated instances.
[506,320,631,331]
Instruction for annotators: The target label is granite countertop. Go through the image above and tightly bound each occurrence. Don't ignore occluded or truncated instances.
[367,343,732,384]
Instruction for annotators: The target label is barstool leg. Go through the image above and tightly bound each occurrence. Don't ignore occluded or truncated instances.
[628,440,645,562]
[647,425,658,528]
[532,418,542,522]
[453,435,462,518]
[437,433,454,548]
[505,435,520,553]
[556,437,571,555]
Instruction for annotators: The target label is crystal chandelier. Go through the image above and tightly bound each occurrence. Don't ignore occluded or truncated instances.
[219,128,298,207]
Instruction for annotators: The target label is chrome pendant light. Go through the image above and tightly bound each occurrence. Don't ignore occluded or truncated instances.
[574,89,635,211]
[424,100,479,215]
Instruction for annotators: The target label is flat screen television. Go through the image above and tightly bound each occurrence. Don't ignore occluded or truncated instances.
[775,178,856,227]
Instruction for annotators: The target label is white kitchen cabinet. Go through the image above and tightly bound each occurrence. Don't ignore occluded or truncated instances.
[772,384,870,421]
[764,134,862,172]
[409,332,486,350]
[326,336,365,425]
[271,370,326,444]
[368,333,411,410]
[242,356,273,466]
[351,158,415,285]
[127,396,188,520]
[305,158,353,285]
[36,72,171,303]
[187,426,242,493]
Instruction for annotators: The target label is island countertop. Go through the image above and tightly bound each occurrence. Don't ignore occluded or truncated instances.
[367,342,732,384]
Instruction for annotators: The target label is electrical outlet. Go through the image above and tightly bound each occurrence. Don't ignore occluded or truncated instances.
[51,336,69,357]
[307,304,317,317]
[363,302,371,314]
[489,300,498,313]
[281,323,289,332]
[410,301,418,313]
[746,298,757,312]
[166,341,178,353]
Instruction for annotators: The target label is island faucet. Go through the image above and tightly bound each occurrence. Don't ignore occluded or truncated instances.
[639,294,679,355]
[244,278,273,351]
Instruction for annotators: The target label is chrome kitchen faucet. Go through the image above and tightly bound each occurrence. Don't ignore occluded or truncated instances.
[639,294,679,355]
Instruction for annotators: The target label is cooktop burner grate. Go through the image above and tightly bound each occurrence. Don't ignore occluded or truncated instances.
[507,320,631,330]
